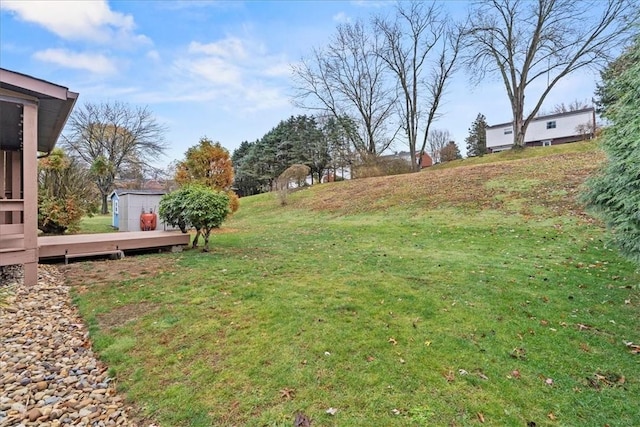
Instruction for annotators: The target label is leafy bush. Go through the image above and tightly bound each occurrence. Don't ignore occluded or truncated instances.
[159,185,231,251]
[38,149,98,234]
[158,190,189,233]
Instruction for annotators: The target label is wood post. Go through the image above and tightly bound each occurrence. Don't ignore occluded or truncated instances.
[22,102,39,286]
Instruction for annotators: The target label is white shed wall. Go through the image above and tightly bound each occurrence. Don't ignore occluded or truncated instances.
[118,194,177,232]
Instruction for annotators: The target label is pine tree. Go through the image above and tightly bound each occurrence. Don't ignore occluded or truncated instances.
[465,113,487,157]
[583,35,640,263]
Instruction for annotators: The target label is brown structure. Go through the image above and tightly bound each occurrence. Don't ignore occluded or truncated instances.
[1,69,78,285]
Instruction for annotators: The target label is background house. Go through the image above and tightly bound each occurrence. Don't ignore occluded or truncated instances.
[110,189,177,232]
[486,107,596,152]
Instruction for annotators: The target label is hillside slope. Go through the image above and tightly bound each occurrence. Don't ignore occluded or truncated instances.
[284,141,605,219]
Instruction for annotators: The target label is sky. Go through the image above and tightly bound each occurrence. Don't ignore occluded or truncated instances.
[0,0,604,167]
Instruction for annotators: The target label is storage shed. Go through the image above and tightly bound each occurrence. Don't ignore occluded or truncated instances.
[110,189,176,232]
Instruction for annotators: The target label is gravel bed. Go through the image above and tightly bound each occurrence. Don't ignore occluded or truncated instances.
[0,265,152,427]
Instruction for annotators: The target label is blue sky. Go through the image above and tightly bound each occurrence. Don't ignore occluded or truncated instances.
[1,0,602,166]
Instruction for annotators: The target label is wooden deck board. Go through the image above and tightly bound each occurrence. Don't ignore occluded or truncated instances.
[38,231,190,260]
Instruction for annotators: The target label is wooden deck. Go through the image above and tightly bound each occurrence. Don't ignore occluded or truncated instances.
[38,231,190,262]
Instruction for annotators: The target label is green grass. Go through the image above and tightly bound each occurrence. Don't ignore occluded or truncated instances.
[77,213,115,234]
[69,141,640,426]
[431,139,601,170]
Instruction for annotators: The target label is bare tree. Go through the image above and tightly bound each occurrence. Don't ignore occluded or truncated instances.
[292,20,398,158]
[551,99,592,113]
[375,1,463,171]
[63,101,167,214]
[427,129,451,163]
[464,0,637,149]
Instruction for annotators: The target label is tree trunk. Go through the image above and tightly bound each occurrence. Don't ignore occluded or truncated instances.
[101,192,109,215]
[512,92,526,149]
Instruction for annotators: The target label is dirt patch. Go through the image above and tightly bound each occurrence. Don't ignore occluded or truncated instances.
[97,301,159,330]
[62,254,180,288]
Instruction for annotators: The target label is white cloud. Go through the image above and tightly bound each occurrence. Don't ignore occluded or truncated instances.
[1,0,150,46]
[333,12,352,23]
[167,34,292,110]
[147,50,161,61]
[188,38,248,60]
[33,48,117,74]
[264,62,292,77]
[350,1,391,8]
[177,56,243,86]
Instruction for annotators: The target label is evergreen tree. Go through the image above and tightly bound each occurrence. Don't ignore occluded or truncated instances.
[583,35,640,263]
[465,113,487,157]
[440,141,462,162]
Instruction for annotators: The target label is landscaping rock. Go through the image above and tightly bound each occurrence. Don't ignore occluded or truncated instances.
[0,264,152,426]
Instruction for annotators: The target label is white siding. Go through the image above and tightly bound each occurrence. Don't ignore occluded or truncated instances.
[487,109,594,150]
[486,126,515,150]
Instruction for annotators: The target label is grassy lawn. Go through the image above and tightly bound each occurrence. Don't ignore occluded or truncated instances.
[68,142,640,426]
[78,213,115,234]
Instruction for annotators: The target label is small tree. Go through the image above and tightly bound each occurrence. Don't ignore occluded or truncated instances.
[277,164,311,206]
[38,148,97,234]
[440,141,462,162]
[582,35,640,263]
[159,185,230,251]
[176,137,239,213]
[427,129,451,163]
[175,137,234,190]
[465,113,487,157]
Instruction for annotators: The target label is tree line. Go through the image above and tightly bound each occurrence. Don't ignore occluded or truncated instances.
[292,0,635,164]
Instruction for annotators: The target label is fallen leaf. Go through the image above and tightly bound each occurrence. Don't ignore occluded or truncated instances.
[366,355,375,362]
[326,407,338,416]
[477,412,485,423]
[510,370,521,379]
[545,378,554,386]
[279,388,295,400]
[458,369,469,375]
[391,408,401,415]
[510,347,527,360]
[444,370,455,382]
[388,337,397,345]
[548,412,556,421]
[424,340,432,346]
[294,412,311,427]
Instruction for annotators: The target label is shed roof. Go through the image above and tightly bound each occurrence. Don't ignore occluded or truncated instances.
[110,189,168,198]
[0,68,79,153]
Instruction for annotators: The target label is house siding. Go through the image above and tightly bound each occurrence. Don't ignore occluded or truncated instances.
[486,108,594,151]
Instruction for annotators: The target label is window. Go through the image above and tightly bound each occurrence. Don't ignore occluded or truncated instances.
[504,128,513,135]
[542,140,552,147]
[113,200,119,215]
[546,121,556,129]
